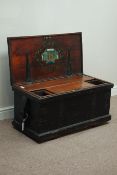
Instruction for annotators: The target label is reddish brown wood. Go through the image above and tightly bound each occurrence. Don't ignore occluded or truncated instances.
[15,75,95,94]
[7,33,83,84]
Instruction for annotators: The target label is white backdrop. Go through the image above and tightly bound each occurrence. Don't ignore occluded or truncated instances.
[0,0,117,110]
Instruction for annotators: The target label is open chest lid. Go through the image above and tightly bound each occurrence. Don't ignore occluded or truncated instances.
[7,32,83,85]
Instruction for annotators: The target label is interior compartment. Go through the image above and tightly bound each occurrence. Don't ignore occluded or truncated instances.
[85,79,105,85]
[31,89,53,96]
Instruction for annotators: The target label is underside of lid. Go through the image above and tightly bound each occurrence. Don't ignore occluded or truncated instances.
[7,32,83,85]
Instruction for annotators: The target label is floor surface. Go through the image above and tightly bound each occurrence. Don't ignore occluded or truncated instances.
[0,96,117,175]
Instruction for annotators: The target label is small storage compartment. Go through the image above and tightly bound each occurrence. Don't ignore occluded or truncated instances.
[86,79,105,85]
[32,89,53,96]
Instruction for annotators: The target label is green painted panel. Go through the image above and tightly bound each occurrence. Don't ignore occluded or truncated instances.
[42,48,59,64]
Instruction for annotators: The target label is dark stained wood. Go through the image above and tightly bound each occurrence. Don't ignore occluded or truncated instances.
[7,32,114,143]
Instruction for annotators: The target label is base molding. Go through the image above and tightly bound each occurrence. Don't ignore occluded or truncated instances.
[0,106,14,120]
[12,115,111,143]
